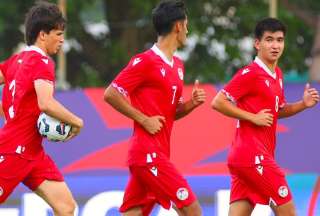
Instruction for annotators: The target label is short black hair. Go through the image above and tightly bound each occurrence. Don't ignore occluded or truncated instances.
[255,18,286,40]
[25,1,66,45]
[152,0,187,36]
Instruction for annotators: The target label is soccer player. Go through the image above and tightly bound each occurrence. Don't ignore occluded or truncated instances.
[211,18,319,216]
[104,1,205,215]
[0,2,83,216]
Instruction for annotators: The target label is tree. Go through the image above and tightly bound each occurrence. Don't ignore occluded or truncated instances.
[280,0,320,81]
[0,0,317,86]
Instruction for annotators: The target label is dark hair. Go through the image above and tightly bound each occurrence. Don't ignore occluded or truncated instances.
[152,0,187,36]
[255,18,286,40]
[25,1,66,45]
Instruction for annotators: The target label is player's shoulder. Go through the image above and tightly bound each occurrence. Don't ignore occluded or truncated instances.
[20,46,53,66]
[2,53,20,65]
[25,51,54,70]
[128,50,152,68]
[235,62,258,77]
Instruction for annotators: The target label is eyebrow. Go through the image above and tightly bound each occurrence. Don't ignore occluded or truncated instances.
[265,36,284,40]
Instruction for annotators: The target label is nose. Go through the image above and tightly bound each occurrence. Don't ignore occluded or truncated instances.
[272,41,281,49]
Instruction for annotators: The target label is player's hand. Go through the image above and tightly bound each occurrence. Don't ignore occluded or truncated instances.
[191,80,206,107]
[303,83,319,108]
[64,126,81,141]
[141,116,165,135]
[251,109,273,127]
[64,118,83,141]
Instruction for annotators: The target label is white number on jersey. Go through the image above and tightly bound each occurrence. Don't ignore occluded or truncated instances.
[171,85,177,104]
[8,80,16,119]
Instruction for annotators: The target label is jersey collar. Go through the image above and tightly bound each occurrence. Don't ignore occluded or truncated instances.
[151,44,174,67]
[24,45,47,57]
[254,56,276,79]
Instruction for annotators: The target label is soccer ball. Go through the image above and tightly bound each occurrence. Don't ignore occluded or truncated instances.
[37,113,71,142]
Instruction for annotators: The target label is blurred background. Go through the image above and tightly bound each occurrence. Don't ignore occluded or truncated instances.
[0,0,320,215]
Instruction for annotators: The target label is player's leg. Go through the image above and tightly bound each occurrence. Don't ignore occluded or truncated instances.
[227,166,255,216]
[0,154,32,204]
[228,200,254,216]
[23,154,76,216]
[122,206,143,216]
[120,168,156,216]
[270,200,296,216]
[34,180,76,216]
[132,160,202,216]
[232,163,294,216]
[175,200,202,216]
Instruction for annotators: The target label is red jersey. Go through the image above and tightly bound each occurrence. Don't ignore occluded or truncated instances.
[112,44,185,165]
[0,46,55,160]
[222,57,286,166]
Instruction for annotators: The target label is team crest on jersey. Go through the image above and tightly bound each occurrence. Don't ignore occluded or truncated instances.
[176,187,189,201]
[279,78,283,89]
[278,186,288,198]
[18,59,23,64]
[178,68,184,80]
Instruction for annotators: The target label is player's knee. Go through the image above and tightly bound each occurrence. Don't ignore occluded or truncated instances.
[53,198,77,215]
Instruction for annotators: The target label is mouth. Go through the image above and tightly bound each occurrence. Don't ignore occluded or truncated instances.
[271,51,279,56]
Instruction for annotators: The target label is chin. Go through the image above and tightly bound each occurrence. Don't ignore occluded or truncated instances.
[268,55,279,62]
[179,41,186,48]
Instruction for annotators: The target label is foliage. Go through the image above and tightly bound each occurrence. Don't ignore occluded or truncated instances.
[0,0,317,86]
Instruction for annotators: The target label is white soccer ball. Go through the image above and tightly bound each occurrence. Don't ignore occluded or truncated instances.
[37,113,71,142]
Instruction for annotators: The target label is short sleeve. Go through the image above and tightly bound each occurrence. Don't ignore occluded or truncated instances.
[278,72,286,109]
[31,57,55,82]
[111,55,147,97]
[222,67,255,102]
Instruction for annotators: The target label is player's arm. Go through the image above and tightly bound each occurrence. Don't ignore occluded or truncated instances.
[278,83,319,118]
[34,80,83,137]
[175,80,206,120]
[0,69,4,84]
[211,91,274,127]
[104,85,165,135]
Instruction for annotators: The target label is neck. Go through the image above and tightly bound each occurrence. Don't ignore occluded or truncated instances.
[33,41,48,56]
[257,55,277,73]
[156,35,178,61]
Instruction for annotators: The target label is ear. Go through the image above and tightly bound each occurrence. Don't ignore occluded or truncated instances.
[254,38,260,51]
[175,20,183,33]
[38,30,47,42]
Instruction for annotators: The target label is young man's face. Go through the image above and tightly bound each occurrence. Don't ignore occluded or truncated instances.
[254,31,285,63]
[177,18,188,47]
[44,29,64,55]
